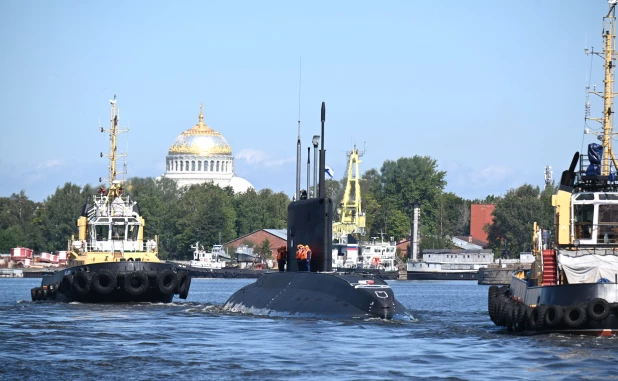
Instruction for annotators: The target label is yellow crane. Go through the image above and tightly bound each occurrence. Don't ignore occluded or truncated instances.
[333,145,366,240]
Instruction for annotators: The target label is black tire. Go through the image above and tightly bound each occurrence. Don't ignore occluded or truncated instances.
[496,297,508,326]
[176,271,191,299]
[61,275,73,294]
[42,289,48,301]
[35,288,42,301]
[526,307,537,330]
[535,305,547,330]
[124,271,149,296]
[587,298,610,321]
[91,269,117,295]
[544,305,564,327]
[488,286,498,321]
[505,302,514,327]
[72,271,92,296]
[513,305,527,332]
[157,269,177,295]
[563,305,587,328]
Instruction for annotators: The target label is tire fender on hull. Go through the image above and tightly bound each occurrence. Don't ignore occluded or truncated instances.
[157,269,177,295]
[563,304,587,328]
[73,271,92,297]
[91,269,117,295]
[587,298,610,321]
[544,305,564,328]
[124,271,149,296]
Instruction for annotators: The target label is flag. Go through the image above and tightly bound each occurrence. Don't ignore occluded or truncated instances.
[325,166,335,179]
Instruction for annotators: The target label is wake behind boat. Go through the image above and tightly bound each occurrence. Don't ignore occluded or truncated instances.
[30,95,191,303]
[488,1,618,336]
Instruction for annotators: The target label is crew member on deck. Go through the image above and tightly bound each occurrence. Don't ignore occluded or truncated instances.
[296,244,308,271]
[304,245,312,272]
[277,245,287,272]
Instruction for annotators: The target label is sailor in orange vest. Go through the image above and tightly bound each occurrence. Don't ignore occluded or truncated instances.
[296,244,308,271]
[276,245,287,272]
[304,244,312,272]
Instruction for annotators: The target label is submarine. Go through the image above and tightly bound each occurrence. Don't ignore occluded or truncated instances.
[222,102,412,320]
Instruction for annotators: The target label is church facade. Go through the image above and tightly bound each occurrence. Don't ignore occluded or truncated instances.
[162,105,253,193]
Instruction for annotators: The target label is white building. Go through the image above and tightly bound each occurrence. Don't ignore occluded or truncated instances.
[162,105,253,193]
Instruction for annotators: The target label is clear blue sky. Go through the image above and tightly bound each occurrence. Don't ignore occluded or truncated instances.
[0,0,611,201]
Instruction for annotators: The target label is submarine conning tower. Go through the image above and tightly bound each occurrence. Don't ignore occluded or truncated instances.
[287,101,332,272]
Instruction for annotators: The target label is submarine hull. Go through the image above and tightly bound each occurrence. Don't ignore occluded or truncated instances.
[222,271,412,320]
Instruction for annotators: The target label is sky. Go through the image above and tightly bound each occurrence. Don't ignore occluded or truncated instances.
[0,0,613,201]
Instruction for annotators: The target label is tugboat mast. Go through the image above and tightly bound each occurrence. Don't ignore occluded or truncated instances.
[587,1,617,176]
[100,95,127,195]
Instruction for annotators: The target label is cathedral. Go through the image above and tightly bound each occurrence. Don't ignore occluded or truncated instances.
[162,105,254,193]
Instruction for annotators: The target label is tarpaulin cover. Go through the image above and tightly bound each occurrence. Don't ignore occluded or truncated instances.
[558,250,618,283]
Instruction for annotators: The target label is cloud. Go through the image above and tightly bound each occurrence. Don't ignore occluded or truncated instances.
[32,159,64,171]
[237,148,295,167]
[469,165,512,185]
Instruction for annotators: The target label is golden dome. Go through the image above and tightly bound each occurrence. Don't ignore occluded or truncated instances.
[168,104,232,156]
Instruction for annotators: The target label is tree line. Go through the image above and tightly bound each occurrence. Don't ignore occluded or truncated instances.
[0,155,556,260]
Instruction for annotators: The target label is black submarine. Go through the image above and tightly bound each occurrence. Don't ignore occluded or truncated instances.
[222,102,412,320]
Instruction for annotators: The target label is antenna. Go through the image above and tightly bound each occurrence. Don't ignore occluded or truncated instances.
[319,102,326,198]
[295,57,302,201]
[544,166,553,190]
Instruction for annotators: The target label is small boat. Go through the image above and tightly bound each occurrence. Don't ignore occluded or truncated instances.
[30,95,191,303]
[190,242,231,269]
[488,1,618,336]
[235,245,259,263]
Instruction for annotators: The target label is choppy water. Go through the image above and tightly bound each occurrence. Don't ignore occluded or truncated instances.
[1,278,617,380]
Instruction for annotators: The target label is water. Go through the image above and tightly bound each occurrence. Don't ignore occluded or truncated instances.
[1,278,617,380]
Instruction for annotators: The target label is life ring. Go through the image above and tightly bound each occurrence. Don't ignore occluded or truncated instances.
[156,269,177,295]
[563,305,587,328]
[124,271,149,296]
[91,269,117,295]
[176,271,191,299]
[544,305,564,327]
[72,271,92,296]
[61,274,73,294]
[587,298,610,321]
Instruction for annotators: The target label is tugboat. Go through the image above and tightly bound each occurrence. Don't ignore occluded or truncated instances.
[488,1,618,336]
[30,95,191,303]
[222,102,412,320]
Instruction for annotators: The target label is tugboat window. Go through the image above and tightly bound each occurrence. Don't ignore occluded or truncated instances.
[598,204,618,242]
[96,225,109,241]
[574,204,594,239]
[127,225,139,241]
[112,225,125,240]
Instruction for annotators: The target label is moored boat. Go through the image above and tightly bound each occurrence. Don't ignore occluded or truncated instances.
[30,95,191,303]
[488,2,618,336]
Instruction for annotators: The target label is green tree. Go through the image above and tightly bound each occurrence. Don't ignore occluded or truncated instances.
[257,238,272,259]
[486,184,551,257]
[126,176,180,259]
[175,183,237,259]
[40,183,87,251]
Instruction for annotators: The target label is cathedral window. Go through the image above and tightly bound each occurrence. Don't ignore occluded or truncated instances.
[210,161,214,171]
[198,161,202,171]
[180,161,183,171]
[185,161,189,171]
[216,161,220,172]
[191,161,196,171]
